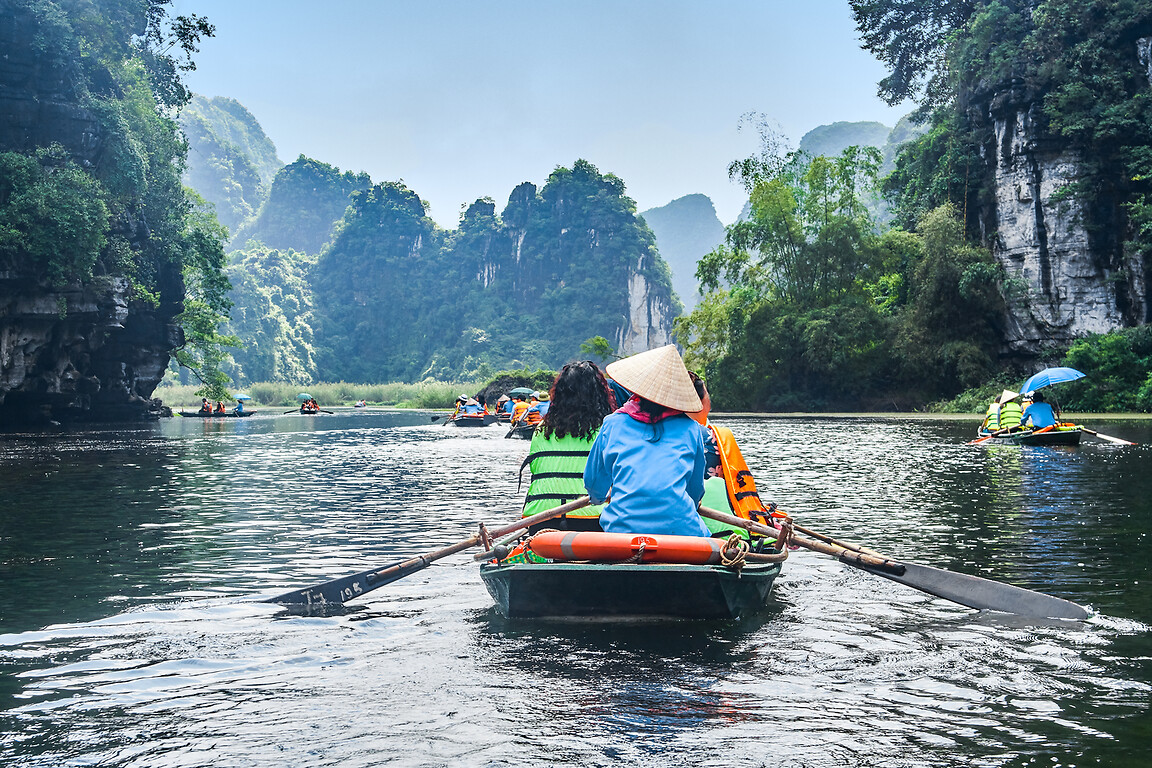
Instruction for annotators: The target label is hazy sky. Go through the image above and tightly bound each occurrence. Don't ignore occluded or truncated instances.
[174,0,910,228]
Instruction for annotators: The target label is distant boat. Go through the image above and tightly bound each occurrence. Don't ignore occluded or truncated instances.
[179,410,256,418]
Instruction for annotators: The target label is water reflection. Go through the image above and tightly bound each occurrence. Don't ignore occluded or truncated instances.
[1,413,1150,766]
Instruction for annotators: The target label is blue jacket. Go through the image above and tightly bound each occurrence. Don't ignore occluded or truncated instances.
[1022,402,1057,429]
[583,411,709,536]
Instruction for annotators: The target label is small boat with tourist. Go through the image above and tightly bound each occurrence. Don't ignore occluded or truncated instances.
[976,423,1083,446]
[450,413,497,426]
[179,409,256,418]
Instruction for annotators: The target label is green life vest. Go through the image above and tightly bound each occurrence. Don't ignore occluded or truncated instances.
[983,402,1000,430]
[520,429,604,519]
[1000,401,1023,429]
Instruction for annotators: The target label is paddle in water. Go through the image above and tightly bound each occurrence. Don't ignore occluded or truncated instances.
[266,496,591,607]
[698,506,1090,620]
[1078,426,1137,446]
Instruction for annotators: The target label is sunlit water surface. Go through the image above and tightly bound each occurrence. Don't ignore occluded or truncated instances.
[1,411,1150,767]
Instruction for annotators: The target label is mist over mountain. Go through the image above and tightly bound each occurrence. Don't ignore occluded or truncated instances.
[640,195,725,312]
[179,96,283,232]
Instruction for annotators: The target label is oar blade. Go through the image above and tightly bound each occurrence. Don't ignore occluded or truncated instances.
[265,559,413,606]
[853,560,1091,620]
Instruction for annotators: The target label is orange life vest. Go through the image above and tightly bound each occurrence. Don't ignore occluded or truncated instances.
[512,402,530,421]
[708,423,771,523]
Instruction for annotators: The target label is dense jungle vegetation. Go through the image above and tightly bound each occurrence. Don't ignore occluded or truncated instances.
[215,158,676,386]
[673,1,1152,412]
[0,0,235,400]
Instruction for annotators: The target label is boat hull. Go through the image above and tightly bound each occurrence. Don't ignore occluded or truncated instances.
[977,426,1082,446]
[479,560,781,620]
[179,410,256,418]
[507,423,535,439]
[451,414,497,426]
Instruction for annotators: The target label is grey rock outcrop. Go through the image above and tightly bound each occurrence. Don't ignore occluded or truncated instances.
[976,60,1150,355]
[617,257,675,355]
[0,1,180,425]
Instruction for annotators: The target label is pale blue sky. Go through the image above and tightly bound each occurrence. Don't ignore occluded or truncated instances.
[174,0,910,227]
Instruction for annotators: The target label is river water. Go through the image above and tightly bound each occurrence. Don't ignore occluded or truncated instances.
[1,411,1149,767]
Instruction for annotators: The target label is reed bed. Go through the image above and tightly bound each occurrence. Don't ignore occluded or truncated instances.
[154,380,481,409]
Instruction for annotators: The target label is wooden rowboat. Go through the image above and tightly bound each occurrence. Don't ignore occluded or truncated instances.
[506,423,535,439]
[179,410,257,418]
[976,425,1082,446]
[450,413,497,426]
[480,560,782,620]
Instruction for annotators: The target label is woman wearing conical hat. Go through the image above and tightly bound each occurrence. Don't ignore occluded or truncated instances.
[583,344,711,537]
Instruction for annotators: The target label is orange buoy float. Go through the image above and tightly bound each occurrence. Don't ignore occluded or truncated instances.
[529,531,723,565]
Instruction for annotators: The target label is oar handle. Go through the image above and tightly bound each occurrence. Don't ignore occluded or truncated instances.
[698,506,907,576]
[470,497,593,559]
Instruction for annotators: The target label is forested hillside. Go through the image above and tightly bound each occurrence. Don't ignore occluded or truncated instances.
[231,156,372,253]
[308,160,677,382]
[672,1,1152,412]
[179,95,282,232]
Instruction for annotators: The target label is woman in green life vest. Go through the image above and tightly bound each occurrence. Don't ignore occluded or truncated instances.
[520,360,613,532]
[999,394,1024,430]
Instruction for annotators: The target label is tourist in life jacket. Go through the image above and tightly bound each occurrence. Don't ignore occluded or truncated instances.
[214,401,226,413]
[511,394,531,425]
[981,389,1019,433]
[999,393,1024,431]
[982,400,1001,433]
[524,392,549,424]
[497,394,513,419]
[687,372,780,539]
[1022,390,1058,429]
[200,397,211,414]
[583,344,710,537]
[521,361,613,532]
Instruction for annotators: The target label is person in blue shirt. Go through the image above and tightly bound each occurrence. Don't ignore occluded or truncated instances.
[583,344,710,537]
[1021,390,1058,429]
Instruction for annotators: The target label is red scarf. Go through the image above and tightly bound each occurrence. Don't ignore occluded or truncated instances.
[618,395,682,424]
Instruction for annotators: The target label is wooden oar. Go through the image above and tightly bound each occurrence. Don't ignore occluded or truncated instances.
[698,506,1090,620]
[265,496,591,606]
[969,427,1013,444]
[1078,426,1136,445]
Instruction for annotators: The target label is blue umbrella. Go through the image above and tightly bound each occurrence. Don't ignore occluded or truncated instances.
[1020,367,1085,394]
[297,392,313,401]
[234,393,252,401]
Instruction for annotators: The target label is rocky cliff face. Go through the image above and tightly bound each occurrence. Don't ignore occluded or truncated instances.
[616,259,675,355]
[976,60,1150,355]
[0,2,179,425]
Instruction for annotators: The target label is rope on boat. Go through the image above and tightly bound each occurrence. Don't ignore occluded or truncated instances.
[720,533,748,571]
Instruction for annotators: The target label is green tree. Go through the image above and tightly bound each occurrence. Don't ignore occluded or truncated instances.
[0,146,109,286]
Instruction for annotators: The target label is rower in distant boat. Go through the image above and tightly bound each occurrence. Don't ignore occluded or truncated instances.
[1021,390,1058,429]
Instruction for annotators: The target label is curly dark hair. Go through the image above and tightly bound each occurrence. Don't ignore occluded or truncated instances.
[540,360,612,440]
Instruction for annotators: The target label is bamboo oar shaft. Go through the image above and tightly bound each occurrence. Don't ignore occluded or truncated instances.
[698,506,906,575]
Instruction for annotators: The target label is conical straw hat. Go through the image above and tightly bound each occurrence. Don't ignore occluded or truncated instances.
[998,389,1020,405]
[605,345,702,412]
